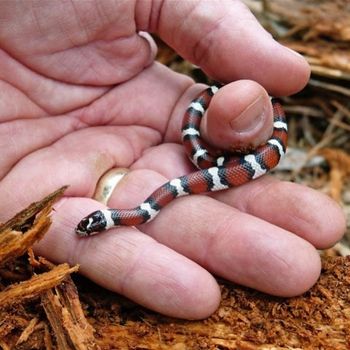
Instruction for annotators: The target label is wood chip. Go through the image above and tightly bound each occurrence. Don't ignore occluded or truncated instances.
[16,317,40,346]
[41,275,98,350]
[0,186,67,267]
[0,263,79,309]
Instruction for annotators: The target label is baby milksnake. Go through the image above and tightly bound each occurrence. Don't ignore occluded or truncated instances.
[75,85,287,236]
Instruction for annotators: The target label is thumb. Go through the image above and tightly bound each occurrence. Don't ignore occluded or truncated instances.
[200,80,274,151]
[146,0,310,96]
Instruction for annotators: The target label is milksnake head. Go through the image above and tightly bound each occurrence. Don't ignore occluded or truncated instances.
[75,210,107,236]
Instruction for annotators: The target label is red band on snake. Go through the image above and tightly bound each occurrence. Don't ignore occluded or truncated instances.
[75,85,287,236]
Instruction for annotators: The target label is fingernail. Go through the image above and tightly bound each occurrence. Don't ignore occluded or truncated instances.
[230,96,266,133]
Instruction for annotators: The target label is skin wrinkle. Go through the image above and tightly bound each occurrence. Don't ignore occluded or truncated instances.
[134,0,151,31]
[62,44,103,84]
[278,184,316,230]
[65,230,94,268]
[142,189,320,297]
[218,179,321,244]
[0,116,86,180]
[246,180,321,239]
[0,125,137,207]
[232,236,271,283]
[90,128,131,167]
[163,82,205,143]
[1,123,18,164]
[13,16,148,85]
[29,0,45,39]
[202,216,232,269]
[90,234,128,288]
[242,176,277,213]
[247,252,289,293]
[205,212,246,275]
[51,6,150,84]
[198,17,266,80]
[110,35,152,76]
[69,0,91,44]
[131,126,162,161]
[73,63,157,128]
[162,81,194,145]
[90,62,193,136]
[192,15,227,68]
[108,125,161,171]
[267,248,295,277]
[119,239,204,314]
[132,144,192,180]
[94,1,111,34]
[149,0,166,34]
[73,87,117,126]
[205,211,261,276]
[57,11,85,50]
[222,178,345,248]
[0,80,45,120]
[0,60,50,116]
[98,0,124,29]
[0,49,109,117]
[171,1,202,59]
[214,222,294,292]
[116,236,158,295]
[117,127,142,168]
[262,247,320,295]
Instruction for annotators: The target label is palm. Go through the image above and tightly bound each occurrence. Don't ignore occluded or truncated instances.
[0,0,344,319]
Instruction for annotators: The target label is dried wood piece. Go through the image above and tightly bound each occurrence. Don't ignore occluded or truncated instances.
[317,148,350,202]
[0,207,51,268]
[244,0,350,76]
[284,41,350,78]
[265,0,350,42]
[43,321,54,350]
[16,317,40,346]
[41,275,98,350]
[0,313,29,340]
[0,186,67,233]
[0,186,67,267]
[0,340,11,350]
[0,263,78,309]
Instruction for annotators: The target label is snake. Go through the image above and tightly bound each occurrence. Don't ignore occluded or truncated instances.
[75,85,287,236]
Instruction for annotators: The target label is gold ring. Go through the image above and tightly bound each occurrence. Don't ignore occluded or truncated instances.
[93,168,130,205]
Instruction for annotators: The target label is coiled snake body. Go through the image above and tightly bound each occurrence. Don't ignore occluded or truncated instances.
[76,85,287,236]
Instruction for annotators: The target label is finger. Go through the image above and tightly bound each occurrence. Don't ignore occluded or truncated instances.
[101,166,321,297]
[211,176,346,249]
[130,143,345,249]
[145,0,310,95]
[34,197,221,319]
[0,125,159,220]
[144,195,322,297]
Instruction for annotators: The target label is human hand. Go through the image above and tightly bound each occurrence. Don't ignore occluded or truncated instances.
[0,0,345,319]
